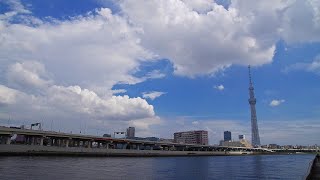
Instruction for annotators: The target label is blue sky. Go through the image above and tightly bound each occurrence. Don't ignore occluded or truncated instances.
[0,0,319,145]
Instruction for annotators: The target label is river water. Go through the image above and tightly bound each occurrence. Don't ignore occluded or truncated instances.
[0,154,315,180]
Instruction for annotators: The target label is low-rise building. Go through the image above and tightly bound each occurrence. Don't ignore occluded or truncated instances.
[174,130,208,145]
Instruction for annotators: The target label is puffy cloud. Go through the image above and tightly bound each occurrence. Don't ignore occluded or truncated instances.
[129,116,162,130]
[280,0,320,43]
[0,85,21,105]
[0,7,154,94]
[142,91,166,100]
[118,0,320,77]
[7,61,52,92]
[1,62,156,120]
[214,84,225,91]
[0,2,165,134]
[269,99,285,107]
[119,0,276,77]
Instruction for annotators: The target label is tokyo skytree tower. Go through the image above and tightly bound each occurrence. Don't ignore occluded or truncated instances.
[248,65,261,147]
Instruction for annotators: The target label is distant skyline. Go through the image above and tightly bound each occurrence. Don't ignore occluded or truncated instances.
[0,0,319,145]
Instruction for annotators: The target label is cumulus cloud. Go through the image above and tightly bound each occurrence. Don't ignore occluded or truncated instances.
[120,0,276,77]
[1,62,156,120]
[214,84,225,91]
[0,4,164,133]
[118,0,320,77]
[6,61,52,92]
[269,99,285,107]
[0,7,155,94]
[142,91,166,100]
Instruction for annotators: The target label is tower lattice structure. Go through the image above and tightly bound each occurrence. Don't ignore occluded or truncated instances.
[248,65,261,147]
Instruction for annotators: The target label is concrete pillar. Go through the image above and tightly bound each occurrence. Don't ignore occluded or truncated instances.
[40,137,44,146]
[6,136,11,145]
[136,144,140,150]
[106,143,109,149]
[31,136,35,145]
[66,139,69,147]
[88,141,91,148]
[24,136,28,145]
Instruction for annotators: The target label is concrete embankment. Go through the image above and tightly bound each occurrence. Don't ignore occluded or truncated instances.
[306,154,320,180]
[0,144,253,157]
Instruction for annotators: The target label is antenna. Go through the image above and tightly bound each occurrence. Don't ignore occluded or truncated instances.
[248,65,253,86]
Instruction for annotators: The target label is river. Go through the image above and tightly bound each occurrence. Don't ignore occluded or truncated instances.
[0,154,314,180]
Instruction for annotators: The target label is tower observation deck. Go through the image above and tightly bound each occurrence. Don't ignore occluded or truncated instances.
[248,65,261,147]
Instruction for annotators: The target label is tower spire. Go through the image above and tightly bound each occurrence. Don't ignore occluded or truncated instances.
[248,65,253,87]
[248,65,261,147]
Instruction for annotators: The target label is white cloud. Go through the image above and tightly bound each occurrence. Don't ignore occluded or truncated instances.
[214,84,225,91]
[283,55,320,74]
[0,5,164,130]
[142,91,166,100]
[145,70,166,79]
[182,0,214,13]
[4,0,30,14]
[118,0,320,77]
[0,3,167,134]
[0,7,155,94]
[191,121,199,125]
[269,99,285,107]
[280,0,320,43]
[120,0,276,77]
[112,89,127,95]
[0,85,21,105]
[7,61,52,92]
[0,62,156,121]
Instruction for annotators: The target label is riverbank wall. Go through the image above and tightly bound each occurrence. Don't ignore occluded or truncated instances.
[306,154,320,180]
[0,144,253,157]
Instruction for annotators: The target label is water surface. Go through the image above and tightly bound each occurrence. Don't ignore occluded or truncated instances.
[0,154,314,180]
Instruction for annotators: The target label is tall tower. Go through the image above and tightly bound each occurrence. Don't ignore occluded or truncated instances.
[248,65,261,146]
